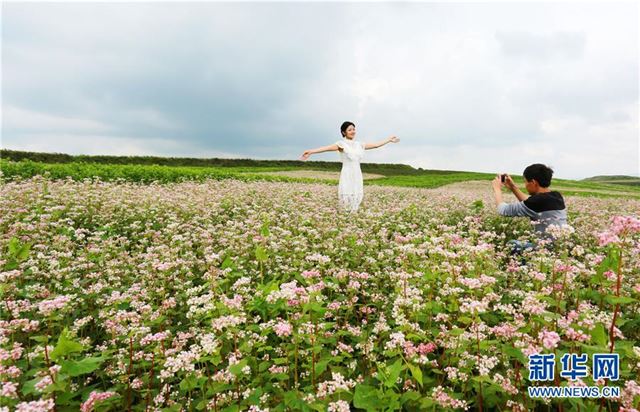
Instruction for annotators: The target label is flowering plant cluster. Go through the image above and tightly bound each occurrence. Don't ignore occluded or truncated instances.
[1,176,639,411]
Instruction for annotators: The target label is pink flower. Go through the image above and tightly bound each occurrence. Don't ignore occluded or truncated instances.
[598,215,640,245]
[328,400,351,412]
[492,324,518,339]
[140,331,171,346]
[38,295,71,316]
[80,391,117,412]
[35,376,53,392]
[301,270,321,279]
[598,232,620,246]
[432,386,469,410]
[417,342,437,355]
[610,215,640,235]
[274,321,292,337]
[394,234,410,243]
[222,294,243,310]
[620,380,640,409]
[539,330,561,350]
[522,294,547,315]
[337,341,354,354]
[565,328,589,343]
[530,271,546,281]
[1,381,18,398]
[268,364,288,374]
[15,399,55,412]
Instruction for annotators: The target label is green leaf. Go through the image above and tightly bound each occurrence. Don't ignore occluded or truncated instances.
[449,327,465,336]
[245,387,263,405]
[60,356,103,376]
[220,256,233,270]
[30,335,49,343]
[304,302,326,315]
[56,391,78,405]
[258,361,271,372]
[591,323,607,347]
[16,242,31,261]
[50,328,84,360]
[380,391,401,410]
[255,245,268,262]
[401,390,421,404]
[479,340,499,350]
[353,384,380,411]
[162,406,184,412]
[283,391,306,408]
[228,359,248,376]
[260,221,270,237]
[47,378,67,393]
[8,237,20,255]
[605,295,637,305]
[458,316,473,325]
[308,403,326,412]
[180,375,199,391]
[22,376,40,396]
[3,260,18,271]
[315,359,330,376]
[502,344,526,364]
[385,359,404,388]
[621,317,640,340]
[408,364,423,386]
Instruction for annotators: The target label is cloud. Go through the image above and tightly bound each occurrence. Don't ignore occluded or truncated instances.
[5,133,241,159]
[2,2,638,178]
[496,31,586,60]
[3,106,112,134]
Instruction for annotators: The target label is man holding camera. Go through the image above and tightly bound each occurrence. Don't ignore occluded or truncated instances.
[492,163,568,253]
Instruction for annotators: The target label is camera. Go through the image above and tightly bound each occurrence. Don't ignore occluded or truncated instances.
[500,174,507,183]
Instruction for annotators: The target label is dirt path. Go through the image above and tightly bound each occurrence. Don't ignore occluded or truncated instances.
[431,180,640,197]
[253,171,639,198]
[258,170,386,180]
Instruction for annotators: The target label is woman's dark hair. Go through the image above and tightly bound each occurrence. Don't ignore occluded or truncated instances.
[523,163,554,187]
[340,121,355,137]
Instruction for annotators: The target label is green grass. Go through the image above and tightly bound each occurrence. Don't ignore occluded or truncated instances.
[553,179,640,192]
[583,175,639,181]
[581,175,640,187]
[561,190,640,199]
[0,159,335,185]
[365,172,495,188]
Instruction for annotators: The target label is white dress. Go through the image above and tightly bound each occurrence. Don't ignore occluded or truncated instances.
[334,138,365,212]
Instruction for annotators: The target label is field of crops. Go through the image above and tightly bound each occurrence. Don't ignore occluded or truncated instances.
[1,173,639,411]
[3,158,640,200]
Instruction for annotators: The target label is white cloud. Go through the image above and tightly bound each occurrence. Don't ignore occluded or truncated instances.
[495,31,586,60]
[2,2,638,178]
[2,133,240,159]
[3,106,112,133]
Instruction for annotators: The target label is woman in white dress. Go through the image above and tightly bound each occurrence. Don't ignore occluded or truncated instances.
[300,121,400,212]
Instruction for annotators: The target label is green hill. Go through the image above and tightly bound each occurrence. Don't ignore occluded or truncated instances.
[582,175,640,187]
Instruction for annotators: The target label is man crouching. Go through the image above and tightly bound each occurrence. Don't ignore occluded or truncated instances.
[492,163,568,253]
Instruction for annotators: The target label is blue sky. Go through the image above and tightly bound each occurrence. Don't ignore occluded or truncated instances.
[2,1,638,179]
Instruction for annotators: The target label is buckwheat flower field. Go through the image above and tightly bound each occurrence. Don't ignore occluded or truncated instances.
[1,176,639,411]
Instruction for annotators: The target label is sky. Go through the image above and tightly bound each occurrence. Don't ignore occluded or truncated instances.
[2,1,639,179]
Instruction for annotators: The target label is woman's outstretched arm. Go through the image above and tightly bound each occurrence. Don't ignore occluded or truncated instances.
[300,144,341,160]
[364,135,400,150]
